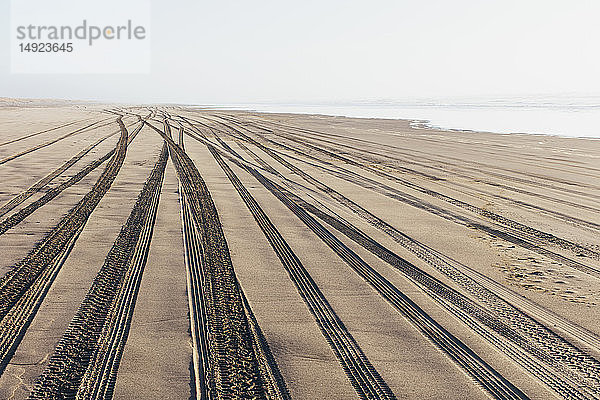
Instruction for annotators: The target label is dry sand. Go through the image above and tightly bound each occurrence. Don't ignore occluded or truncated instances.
[0,100,598,399]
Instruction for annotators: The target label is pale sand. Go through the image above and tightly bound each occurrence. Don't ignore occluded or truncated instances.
[111,159,191,400]
[0,101,598,399]
[0,120,163,399]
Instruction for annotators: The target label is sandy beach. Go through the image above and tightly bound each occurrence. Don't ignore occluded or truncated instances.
[0,100,598,399]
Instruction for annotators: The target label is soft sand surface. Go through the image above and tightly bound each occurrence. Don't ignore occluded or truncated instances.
[0,101,598,399]
[111,159,191,400]
[0,119,163,398]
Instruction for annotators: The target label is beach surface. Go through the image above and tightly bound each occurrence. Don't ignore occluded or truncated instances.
[0,100,598,399]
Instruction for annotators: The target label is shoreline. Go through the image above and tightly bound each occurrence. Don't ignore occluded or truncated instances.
[216,103,600,140]
[2,96,599,140]
[214,107,600,142]
[409,119,600,141]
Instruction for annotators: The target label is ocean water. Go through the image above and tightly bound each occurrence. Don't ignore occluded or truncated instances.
[225,95,600,139]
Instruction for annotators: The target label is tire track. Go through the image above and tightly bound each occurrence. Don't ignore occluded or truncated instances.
[148,121,275,399]
[221,115,600,261]
[29,143,168,399]
[0,118,144,219]
[209,145,396,400]
[272,145,600,265]
[198,117,600,392]
[250,132,600,231]
[191,116,600,357]
[0,118,129,378]
[0,131,116,218]
[0,117,94,148]
[176,121,290,400]
[179,183,213,399]
[237,115,600,175]
[173,115,352,203]
[75,144,167,400]
[0,117,114,166]
[207,116,600,278]
[250,140,600,233]
[180,185,289,400]
[296,195,600,399]
[176,127,212,400]
[188,123,600,399]
[230,116,600,215]
[183,129,527,400]
[246,116,600,199]
[0,121,144,236]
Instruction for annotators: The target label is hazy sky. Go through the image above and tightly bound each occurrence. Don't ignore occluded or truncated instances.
[1,0,600,104]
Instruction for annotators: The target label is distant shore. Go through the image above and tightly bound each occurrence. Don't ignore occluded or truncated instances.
[221,99,600,139]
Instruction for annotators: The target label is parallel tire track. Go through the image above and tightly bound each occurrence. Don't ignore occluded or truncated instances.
[75,144,168,400]
[179,191,216,400]
[176,123,289,399]
[0,117,114,166]
[0,117,93,148]
[0,132,115,218]
[0,119,143,219]
[217,118,600,355]
[224,115,600,260]
[149,122,274,399]
[0,118,129,376]
[246,116,600,201]
[211,117,600,278]
[29,142,168,399]
[209,145,396,400]
[177,124,213,400]
[297,196,600,399]
[219,115,600,216]
[192,120,600,398]
[194,136,528,400]
[0,122,144,236]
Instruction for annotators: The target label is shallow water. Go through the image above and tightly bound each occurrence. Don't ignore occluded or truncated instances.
[223,95,600,139]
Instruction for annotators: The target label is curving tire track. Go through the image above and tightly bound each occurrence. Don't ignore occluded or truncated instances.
[189,118,600,399]
[0,121,144,235]
[183,128,527,400]
[148,121,276,399]
[209,144,396,400]
[0,118,130,378]
[0,117,114,166]
[28,142,168,400]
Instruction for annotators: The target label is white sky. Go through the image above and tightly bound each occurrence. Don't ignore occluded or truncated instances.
[1,0,600,104]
